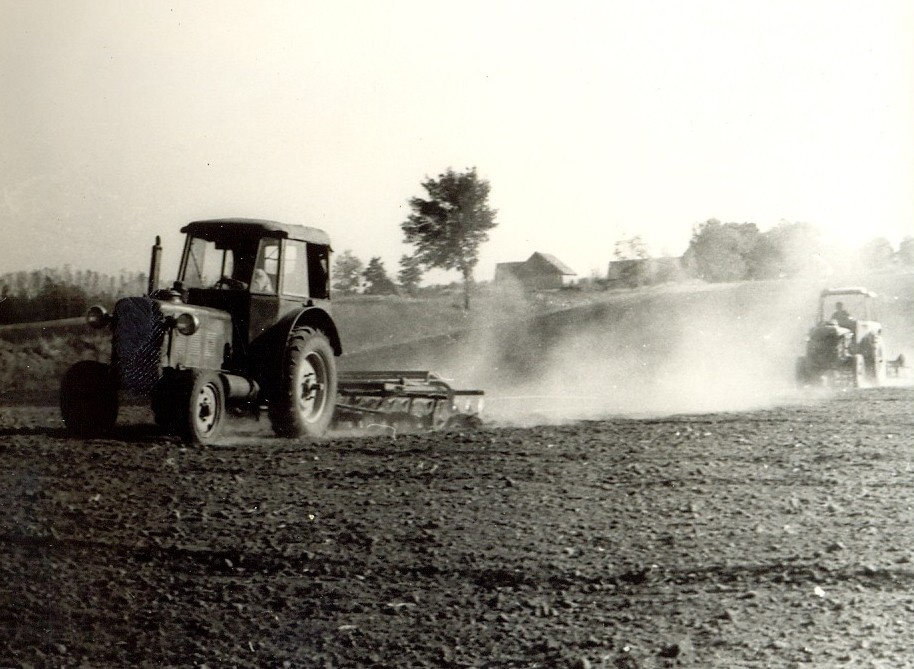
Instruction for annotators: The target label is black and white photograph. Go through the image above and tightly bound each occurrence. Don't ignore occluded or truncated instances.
[1,1,913,666]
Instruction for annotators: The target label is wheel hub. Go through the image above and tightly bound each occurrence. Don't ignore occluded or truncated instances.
[195,385,218,432]
[297,354,327,422]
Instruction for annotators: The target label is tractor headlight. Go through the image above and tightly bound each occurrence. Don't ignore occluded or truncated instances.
[175,312,200,336]
[86,305,110,328]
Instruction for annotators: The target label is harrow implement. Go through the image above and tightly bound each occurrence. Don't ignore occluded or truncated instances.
[334,371,484,432]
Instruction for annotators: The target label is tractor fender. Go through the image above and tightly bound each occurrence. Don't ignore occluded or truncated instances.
[248,306,342,399]
[286,306,342,356]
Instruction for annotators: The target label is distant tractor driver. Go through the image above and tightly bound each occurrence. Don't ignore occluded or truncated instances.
[831,302,853,328]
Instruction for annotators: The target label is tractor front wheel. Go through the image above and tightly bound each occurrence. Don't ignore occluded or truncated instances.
[269,327,337,438]
[177,371,225,444]
[60,360,119,437]
[151,371,180,433]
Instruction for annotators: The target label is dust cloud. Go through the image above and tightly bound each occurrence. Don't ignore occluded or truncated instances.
[339,274,914,426]
[451,281,812,424]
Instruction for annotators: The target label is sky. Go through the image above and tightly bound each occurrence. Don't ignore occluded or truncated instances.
[2,0,912,283]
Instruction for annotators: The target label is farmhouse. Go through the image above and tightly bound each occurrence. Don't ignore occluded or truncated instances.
[495,252,577,290]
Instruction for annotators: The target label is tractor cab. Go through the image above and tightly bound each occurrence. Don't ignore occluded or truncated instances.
[797,287,887,387]
[175,219,335,354]
[816,287,880,345]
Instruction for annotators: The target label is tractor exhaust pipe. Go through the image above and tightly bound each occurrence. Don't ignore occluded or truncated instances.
[148,236,162,295]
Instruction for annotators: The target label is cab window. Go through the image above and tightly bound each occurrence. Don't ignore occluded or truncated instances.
[308,244,330,299]
[182,237,234,289]
[282,240,309,296]
[252,241,279,294]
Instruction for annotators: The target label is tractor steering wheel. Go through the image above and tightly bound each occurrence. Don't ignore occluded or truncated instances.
[214,276,247,290]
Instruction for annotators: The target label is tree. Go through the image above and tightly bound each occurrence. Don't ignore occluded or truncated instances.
[682,219,760,283]
[859,237,894,271]
[362,257,398,295]
[899,237,914,267]
[397,254,423,296]
[36,277,88,321]
[332,250,364,295]
[613,235,649,261]
[401,167,497,309]
[748,221,825,279]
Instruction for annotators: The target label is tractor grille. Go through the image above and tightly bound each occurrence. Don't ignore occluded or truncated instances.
[808,327,849,368]
[112,297,166,394]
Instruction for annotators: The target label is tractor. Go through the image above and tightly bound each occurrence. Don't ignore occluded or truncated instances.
[59,218,482,442]
[795,287,902,388]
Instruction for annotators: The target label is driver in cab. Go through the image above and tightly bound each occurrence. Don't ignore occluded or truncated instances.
[251,268,275,293]
[830,302,854,329]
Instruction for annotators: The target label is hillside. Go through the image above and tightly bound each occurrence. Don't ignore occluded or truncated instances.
[0,282,695,396]
[339,273,914,421]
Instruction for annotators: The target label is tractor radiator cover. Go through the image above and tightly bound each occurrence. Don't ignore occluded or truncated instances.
[158,300,233,372]
[112,296,167,394]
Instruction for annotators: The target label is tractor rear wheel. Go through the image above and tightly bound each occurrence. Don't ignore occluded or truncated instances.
[872,359,887,387]
[867,340,886,387]
[177,371,225,444]
[795,356,809,387]
[853,354,866,388]
[269,327,337,438]
[60,360,118,437]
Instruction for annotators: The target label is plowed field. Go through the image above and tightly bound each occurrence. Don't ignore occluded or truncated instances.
[2,387,913,668]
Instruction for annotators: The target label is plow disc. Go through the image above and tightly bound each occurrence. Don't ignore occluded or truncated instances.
[334,371,484,432]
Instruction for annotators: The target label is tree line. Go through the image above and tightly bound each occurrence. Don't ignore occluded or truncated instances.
[683,220,911,282]
[614,220,912,287]
[7,168,907,325]
[330,252,424,297]
[0,268,147,325]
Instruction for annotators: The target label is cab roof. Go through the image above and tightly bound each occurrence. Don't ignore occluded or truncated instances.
[182,218,331,246]
[820,287,877,298]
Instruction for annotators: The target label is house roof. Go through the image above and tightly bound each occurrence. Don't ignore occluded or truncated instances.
[529,252,576,275]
